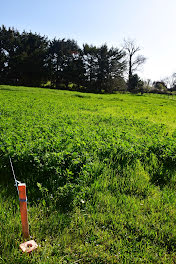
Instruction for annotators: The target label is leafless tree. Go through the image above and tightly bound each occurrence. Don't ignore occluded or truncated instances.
[163,73,176,89]
[123,39,146,90]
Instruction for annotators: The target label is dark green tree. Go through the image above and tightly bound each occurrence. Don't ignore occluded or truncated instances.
[82,44,98,91]
[48,38,80,88]
[0,25,20,84]
[96,44,126,93]
[83,44,126,93]
[15,31,49,86]
[0,25,49,86]
[128,74,144,93]
[63,51,86,91]
[0,44,6,84]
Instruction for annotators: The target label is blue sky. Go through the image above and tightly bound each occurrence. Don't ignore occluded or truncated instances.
[1,0,176,81]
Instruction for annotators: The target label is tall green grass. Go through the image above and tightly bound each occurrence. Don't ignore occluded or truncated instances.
[0,85,176,263]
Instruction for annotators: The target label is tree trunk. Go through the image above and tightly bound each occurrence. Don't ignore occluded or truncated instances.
[128,55,132,91]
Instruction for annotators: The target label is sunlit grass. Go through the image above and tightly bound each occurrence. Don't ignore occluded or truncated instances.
[0,85,176,263]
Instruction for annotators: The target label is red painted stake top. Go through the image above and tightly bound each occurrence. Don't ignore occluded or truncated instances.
[18,183,26,200]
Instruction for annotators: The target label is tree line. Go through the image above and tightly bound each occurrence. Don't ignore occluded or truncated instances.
[3,25,174,94]
[0,25,128,93]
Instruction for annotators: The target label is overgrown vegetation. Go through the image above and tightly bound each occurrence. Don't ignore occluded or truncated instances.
[0,85,176,263]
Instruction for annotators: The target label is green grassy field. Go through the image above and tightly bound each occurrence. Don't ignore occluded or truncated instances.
[0,85,176,263]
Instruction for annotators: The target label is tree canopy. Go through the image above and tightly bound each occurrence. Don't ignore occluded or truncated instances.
[0,25,151,93]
